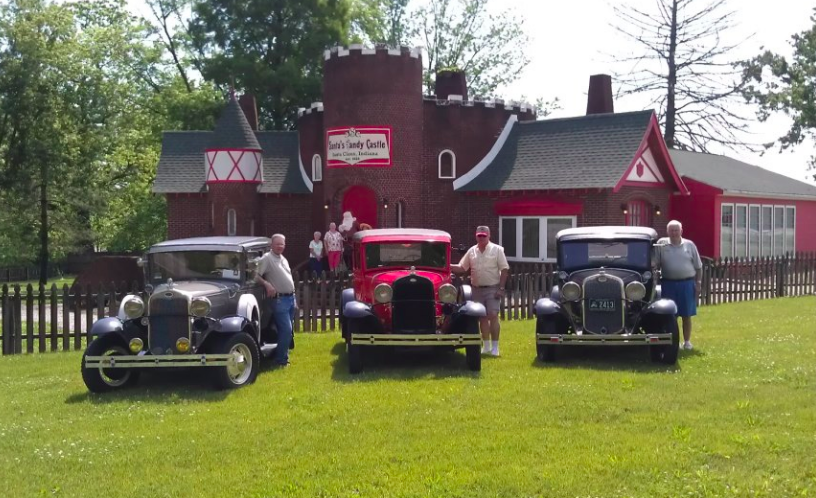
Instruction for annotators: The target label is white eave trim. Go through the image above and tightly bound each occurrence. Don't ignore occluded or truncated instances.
[722,190,816,201]
[298,141,314,193]
[453,114,518,191]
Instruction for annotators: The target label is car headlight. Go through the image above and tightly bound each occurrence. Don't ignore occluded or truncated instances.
[190,297,212,317]
[438,284,457,304]
[373,283,393,304]
[561,281,581,302]
[123,297,145,319]
[625,281,647,301]
[176,337,190,353]
[128,338,143,353]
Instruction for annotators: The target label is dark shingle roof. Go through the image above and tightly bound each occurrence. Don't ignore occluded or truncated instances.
[208,96,262,150]
[456,111,653,192]
[153,131,310,194]
[669,149,816,199]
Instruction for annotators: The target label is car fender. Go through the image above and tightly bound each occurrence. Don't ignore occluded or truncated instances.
[458,284,472,303]
[458,300,486,317]
[216,315,252,334]
[117,294,144,321]
[549,285,561,302]
[535,297,561,316]
[340,288,356,318]
[343,301,374,319]
[644,298,677,316]
[89,317,125,339]
[237,294,261,341]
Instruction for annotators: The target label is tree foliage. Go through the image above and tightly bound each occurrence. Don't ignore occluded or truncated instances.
[742,8,816,180]
[417,0,529,98]
[611,0,753,151]
[189,0,353,130]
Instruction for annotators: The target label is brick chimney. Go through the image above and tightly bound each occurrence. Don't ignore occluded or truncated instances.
[434,70,468,100]
[239,94,259,130]
[586,74,614,115]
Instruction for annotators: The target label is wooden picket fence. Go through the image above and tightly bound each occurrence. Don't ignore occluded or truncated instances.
[1,253,814,355]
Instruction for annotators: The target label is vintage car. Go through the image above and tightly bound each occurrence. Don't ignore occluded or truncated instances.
[340,229,486,374]
[81,236,285,392]
[534,226,680,364]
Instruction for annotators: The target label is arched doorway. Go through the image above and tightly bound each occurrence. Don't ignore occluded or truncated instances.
[342,185,378,228]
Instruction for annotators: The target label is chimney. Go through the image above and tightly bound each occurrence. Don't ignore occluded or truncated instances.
[586,74,614,115]
[434,70,468,100]
[239,94,259,130]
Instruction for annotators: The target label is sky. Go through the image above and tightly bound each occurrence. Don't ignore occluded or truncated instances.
[497,0,816,185]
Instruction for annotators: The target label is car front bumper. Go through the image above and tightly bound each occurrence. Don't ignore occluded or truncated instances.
[536,333,674,346]
[350,333,482,347]
[84,353,240,368]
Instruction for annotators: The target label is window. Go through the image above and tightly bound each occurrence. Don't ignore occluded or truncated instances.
[720,204,733,259]
[625,199,652,227]
[438,150,456,179]
[785,206,795,254]
[397,201,405,228]
[500,216,577,262]
[735,204,747,258]
[774,206,784,256]
[761,206,772,256]
[748,205,760,258]
[312,154,322,182]
[227,209,237,236]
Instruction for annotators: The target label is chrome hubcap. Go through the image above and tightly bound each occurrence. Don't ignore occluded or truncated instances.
[226,343,253,384]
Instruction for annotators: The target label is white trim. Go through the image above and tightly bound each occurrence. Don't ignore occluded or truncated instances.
[723,190,816,201]
[312,154,323,182]
[734,203,748,258]
[297,141,314,193]
[438,149,456,179]
[499,215,577,263]
[748,204,761,258]
[761,204,773,257]
[720,203,735,259]
[453,114,518,190]
[785,205,796,254]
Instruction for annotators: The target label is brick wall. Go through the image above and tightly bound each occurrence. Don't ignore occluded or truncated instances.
[259,194,314,268]
[167,194,209,239]
[207,183,261,236]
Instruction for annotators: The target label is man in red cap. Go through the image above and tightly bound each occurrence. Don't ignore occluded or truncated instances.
[451,225,509,356]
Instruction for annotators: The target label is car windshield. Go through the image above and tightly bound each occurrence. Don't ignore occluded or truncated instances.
[560,240,651,271]
[149,251,243,283]
[364,242,447,269]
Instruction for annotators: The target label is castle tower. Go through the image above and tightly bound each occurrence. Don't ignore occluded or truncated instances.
[319,45,424,229]
[205,94,262,236]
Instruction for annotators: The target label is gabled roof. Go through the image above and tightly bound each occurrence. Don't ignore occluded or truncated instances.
[152,131,310,194]
[455,111,654,192]
[669,149,816,199]
[207,95,262,150]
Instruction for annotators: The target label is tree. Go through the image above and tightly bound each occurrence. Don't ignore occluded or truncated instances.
[742,8,816,180]
[349,0,413,46]
[417,0,529,98]
[189,0,353,130]
[611,0,753,151]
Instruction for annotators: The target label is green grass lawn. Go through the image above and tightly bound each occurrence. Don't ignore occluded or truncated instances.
[1,275,76,291]
[1,297,815,498]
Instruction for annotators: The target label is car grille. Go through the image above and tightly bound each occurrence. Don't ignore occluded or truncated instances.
[391,275,436,333]
[582,273,625,334]
[148,290,191,354]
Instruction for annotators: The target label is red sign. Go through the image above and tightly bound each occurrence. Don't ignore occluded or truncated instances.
[326,126,392,168]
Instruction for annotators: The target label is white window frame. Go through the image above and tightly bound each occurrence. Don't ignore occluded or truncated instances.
[748,204,760,258]
[499,216,577,262]
[227,208,237,236]
[761,205,773,257]
[734,203,748,258]
[785,205,796,254]
[720,203,735,259]
[438,149,456,179]
[773,205,785,256]
[312,154,322,182]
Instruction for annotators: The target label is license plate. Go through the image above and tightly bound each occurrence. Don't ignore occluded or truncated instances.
[589,299,616,312]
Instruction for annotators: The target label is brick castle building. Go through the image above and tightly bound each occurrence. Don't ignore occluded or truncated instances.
[154,45,816,265]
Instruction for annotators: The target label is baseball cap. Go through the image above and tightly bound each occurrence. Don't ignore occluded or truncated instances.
[475,225,490,237]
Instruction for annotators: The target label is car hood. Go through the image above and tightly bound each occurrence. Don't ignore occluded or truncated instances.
[366,270,448,288]
[151,280,236,298]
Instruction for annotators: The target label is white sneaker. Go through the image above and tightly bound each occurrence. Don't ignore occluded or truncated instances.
[683,341,693,350]
[481,343,490,355]
[491,346,500,357]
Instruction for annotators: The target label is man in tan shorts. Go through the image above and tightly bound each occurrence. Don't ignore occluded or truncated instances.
[451,225,509,356]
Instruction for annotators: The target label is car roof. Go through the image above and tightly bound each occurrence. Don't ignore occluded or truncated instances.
[557,226,658,242]
[353,228,451,243]
[150,236,271,253]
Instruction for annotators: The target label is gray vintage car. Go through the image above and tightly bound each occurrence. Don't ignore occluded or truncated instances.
[534,226,680,364]
[81,236,284,392]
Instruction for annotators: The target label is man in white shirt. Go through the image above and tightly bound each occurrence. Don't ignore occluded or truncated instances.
[451,225,509,356]
[255,234,296,366]
[654,220,703,350]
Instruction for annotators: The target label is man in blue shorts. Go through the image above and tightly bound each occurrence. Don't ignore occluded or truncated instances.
[655,220,703,350]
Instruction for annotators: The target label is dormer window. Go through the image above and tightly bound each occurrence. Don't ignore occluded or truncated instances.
[438,150,456,179]
[312,154,322,182]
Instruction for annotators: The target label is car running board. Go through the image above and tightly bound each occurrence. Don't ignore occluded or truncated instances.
[259,343,278,357]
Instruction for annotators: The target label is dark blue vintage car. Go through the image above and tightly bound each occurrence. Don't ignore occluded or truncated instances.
[81,236,285,392]
[534,226,680,364]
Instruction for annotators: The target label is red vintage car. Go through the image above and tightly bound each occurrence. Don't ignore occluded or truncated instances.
[340,229,485,374]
